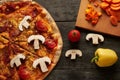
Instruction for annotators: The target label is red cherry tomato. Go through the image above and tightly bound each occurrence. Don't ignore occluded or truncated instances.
[44,39,57,49]
[35,20,48,32]
[68,29,81,42]
[18,66,30,80]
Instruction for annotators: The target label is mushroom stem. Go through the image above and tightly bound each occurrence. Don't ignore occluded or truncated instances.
[34,39,39,49]
[71,52,77,59]
[39,60,49,72]
[92,36,99,44]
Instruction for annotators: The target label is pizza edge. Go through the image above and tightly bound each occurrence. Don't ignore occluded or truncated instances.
[38,3,63,79]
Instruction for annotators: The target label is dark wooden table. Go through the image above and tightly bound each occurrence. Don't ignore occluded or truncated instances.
[36,0,120,80]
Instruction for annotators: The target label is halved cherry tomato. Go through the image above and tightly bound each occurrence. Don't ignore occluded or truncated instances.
[44,39,57,49]
[35,20,48,32]
[18,66,30,80]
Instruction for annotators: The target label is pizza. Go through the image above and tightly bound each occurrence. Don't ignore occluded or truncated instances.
[0,1,63,80]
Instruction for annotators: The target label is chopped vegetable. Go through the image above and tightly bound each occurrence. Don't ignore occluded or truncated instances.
[85,4,102,25]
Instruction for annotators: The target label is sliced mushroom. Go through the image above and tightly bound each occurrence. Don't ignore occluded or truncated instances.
[33,57,51,73]
[19,16,31,31]
[65,49,82,60]
[10,54,25,68]
[86,33,104,45]
[28,35,45,49]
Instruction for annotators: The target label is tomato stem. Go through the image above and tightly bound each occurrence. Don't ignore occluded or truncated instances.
[73,32,76,36]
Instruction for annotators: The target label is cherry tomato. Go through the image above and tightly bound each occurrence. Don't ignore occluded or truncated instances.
[68,29,81,42]
[44,39,57,49]
[35,20,48,32]
[18,66,30,80]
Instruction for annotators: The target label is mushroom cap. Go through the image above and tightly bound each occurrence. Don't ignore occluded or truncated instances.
[19,16,31,31]
[65,49,82,59]
[86,33,104,42]
[33,57,51,72]
[10,54,25,67]
[28,35,45,44]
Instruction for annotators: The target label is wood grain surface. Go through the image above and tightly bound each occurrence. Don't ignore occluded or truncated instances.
[76,0,120,37]
[36,0,120,80]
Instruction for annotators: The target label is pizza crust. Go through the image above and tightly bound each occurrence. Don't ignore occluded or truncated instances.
[37,3,63,79]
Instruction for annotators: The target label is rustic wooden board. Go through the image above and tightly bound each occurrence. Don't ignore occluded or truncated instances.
[76,0,120,37]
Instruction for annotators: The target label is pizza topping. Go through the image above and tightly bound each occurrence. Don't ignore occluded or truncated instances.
[0,27,7,33]
[86,33,104,45]
[18,1,30,7]
[36,49,47,57]
[19,16,31,31]
[9,27,20,37]
[0,35,9,44]
[18,66,30,79]
[4,4,16,14]
[3,46,11,64]
[65,49,82,60]
[10,54,25,68]
[0,43,5,49]
[35,20,48,32]
[0,32,9,40]
[31,8,40,18]
[33,57,51,72]
[28,35,45,49]
[0,75,6,80]
[44,38,57,49]
[0,1,30,14]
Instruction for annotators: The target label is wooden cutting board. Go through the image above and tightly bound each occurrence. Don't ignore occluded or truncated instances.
[76,0,120,37]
